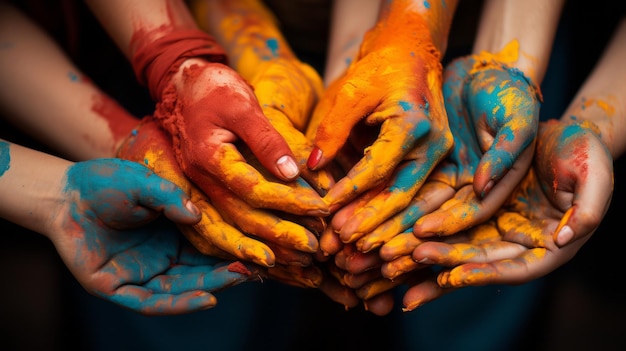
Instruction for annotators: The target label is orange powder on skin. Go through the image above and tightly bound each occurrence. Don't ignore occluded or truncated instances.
[312,0,442,159]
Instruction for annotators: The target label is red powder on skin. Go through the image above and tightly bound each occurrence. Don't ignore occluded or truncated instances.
[227,261,252,275]
[91,91,140,148]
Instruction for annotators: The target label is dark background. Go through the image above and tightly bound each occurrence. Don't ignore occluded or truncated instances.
[1,0,625,350]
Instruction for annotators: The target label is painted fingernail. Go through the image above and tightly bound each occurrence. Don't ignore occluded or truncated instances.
[481,180,495,199]
[276,155,299,179]
[185,200,201,217]
[555,225,574,246]
[307,147,323,170]
[554,207,574,246]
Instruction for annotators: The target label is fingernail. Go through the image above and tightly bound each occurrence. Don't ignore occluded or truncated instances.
[276,155,299,180]
[307,147,323,170]
[555,225,574,246]
[554,207,574,246]
[481,180,495,199]
[416,257,433,264]
[185,200,201,217]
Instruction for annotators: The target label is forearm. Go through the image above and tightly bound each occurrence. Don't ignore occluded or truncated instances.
[85,0,198,59]
[0,2,138,160]
[375,0,459,54]
[324,0,379,86]
[561,18,626,159]
[473,0,565,85]
[0,139,70,237]
[192,0,296,78]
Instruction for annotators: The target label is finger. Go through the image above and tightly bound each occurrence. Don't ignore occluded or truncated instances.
[144,264,253,294]
[381,255,423,280]
[109,286,217,315]
[468,68,540,198]
[551,129,613,247]
[343,248,383,275]
[436,248,553,288]
[263,107,335,195]
[413,166,523,237]
[412,240,526,267]
[267,264,323,288]
[323,117,432,209]
[355,181,454,252]
[265,242,314,267]
[212,93,301,183]
[199,144,328,216]
[343,269,385,289]
[307,73,384,170]
[192,198,275,267]
[319,225,343,257]
[357,274,407,301]
[380,230,424,261]
[402,275,448,312]
[319,276,360,310]
[205,180,319,253]
[363,292,396,316]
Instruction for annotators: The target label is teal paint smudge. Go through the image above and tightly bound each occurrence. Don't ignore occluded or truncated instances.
[0,141,10,177]
[423,1,431,9]
[266,38,279,58]
[68,71,79,82]
[399,100,414,112]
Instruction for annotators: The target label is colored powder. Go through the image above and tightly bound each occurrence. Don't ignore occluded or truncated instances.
[226,262,249,275]
[0,141,10,177]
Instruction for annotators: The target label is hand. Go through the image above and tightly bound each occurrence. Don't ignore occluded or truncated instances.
[248,57,336,195]
[394,119,612,310]
[47,158,258,315]
[411,50,541,239]
[155,60,329,216]
[307,8,452,214]
[118,117,322,268]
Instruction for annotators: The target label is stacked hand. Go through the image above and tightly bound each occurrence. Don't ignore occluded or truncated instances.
[47,158,259,315]
[380,118,613,311]
[306,2,453,247]
[118,117,324,287]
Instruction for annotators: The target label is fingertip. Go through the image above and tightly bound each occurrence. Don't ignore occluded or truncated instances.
[479,179,495,199]
[307,146,323,170]
[553,207,575,247]
[276,155,300,180]
[554,225,574,247]
[185,199,201,219]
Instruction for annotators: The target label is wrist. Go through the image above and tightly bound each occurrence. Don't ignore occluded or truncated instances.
[131,29,228,101]
[0,141,71,239]
[560,95,625,158]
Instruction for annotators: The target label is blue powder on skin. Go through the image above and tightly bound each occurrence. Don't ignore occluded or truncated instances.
[0,141,10,177]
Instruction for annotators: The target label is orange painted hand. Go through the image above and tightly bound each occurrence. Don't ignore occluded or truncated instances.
[306,8,453,243]
[155,60,329,217]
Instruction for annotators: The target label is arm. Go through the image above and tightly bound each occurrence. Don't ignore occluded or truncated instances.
[0,139,258,315]
[0,2,138,161]
[474,0,565,86]
[324,0,379,86]
[85,0,318,201]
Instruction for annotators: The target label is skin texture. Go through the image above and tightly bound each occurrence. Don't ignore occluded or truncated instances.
[85,0,320,211]
[0,2,138,161]
[118,117,324,268]
[411,44,540,238]
[306,0,457,246]
[0,139,258,315]
[193,0,336,195]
